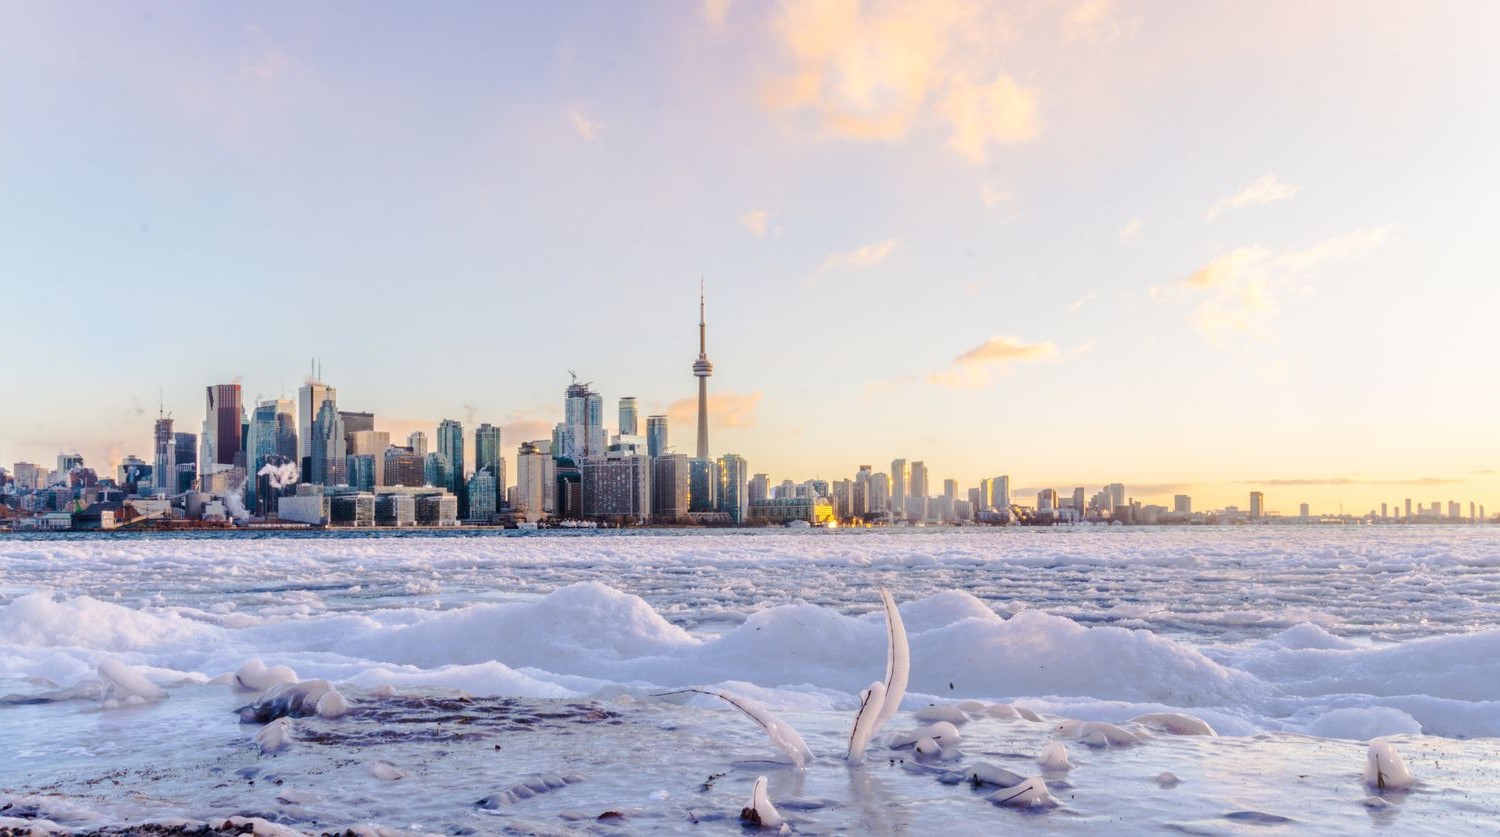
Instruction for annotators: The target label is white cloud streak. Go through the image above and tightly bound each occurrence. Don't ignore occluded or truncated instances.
[1205,174,1300,222]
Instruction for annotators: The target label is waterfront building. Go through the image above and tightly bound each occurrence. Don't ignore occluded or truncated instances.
[993,475,1011,510]
[582,449,651,522]
[749,496,835,526]
[891,459,908,518]
[749,473,771,505]
[1108,483,1126,510]
[174,432,197,493]
[646,415,668,458]
[475,423,504,510]
[909,461,929,506]
[423,451,452,492]
[563,379,606,461]
[1250,491,1264,519]
[247,399,297,511]
[466,470,497,522]
[346,454,378,492]
[651,453,691,523]
[437,419,466,516]
[515,441,550,523]
[1174,494,1192,515]
[689,458,717,512]
[717,453,748,524]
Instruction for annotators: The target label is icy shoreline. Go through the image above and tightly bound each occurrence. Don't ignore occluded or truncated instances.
[3,528,1499,833]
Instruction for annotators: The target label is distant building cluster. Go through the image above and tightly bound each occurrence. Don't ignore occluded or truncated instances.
[0,291,1492,531]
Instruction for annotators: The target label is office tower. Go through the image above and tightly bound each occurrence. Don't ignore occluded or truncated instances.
[515,441,549,522]
[340,411,374,436]
[749,473,771,504]
[298,379,335,462]
[202,383,242,468]
[646,415,668,458]
[309,400,347,486]
[466,470,497,522]
[943,478,957,499]
[383,446,423,487]
[153,414,174,494]
[174,432,197,493]
[832,480,853,520]
[247,399,297,511]
[13,462,44,491]
[1107,483,1125,510]
[993,475,1010,510]
[474,423,504,509]
[717,454,748,524]
[408,431,428,458]
[1249,491,1264,519]
[1072,487,1085,514]
[618,397,639,437]
[1174,494,1192,515]
[909,461,929,501]
[651,453,691,523]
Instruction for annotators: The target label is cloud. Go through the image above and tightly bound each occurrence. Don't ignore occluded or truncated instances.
[1118,218,1142,242]
[1205,174,1300,222]
[666,391,763,431]
[1067,291,1097,313]
[761,0,1037,163]
[1063,0,1131,45]
[702,0,732,28]
[1167,226,1390,345]
[939,74,1039,162]
[929,335,1058,388]
[741,209,771,237]
[812,238,898,278]
[568,106,600,141]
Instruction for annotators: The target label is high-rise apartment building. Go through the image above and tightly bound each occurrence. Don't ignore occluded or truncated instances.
[1107,483,1126,511]
[749,473,771,504]
[891,459,907,518]
[562,379,606,461]
[1174,494,1192,515]
[1250,491,1264,519]
[651,453,691,523]
[717,454,748,524]
[515,441,550,523]
[582,449,652,522]
[474,423,504,510]
[466,470,498,522]
[909,461,929,501]
[437,419,466,516]
[993,475,1010,510]
[646,415,668,458]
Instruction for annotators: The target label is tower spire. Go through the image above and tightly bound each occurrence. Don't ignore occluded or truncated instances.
[698,278,706,356]
[692,279,714,461]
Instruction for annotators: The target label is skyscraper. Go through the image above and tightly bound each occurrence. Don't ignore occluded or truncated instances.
[247,399,297,512]
[651,453,691,523]
[891,459,907,518]
[563,378,606,460]
[1250,491,1264,519]
[717,453,748,524]
[407,431,428,458]
[475,423,504,510]
[153,413,174,495]
[309,399,347,486]
[437,419,466,516]
[298,379,335,463]
[646,415,668,458]
[618,397,638,437]
[693,283,713,460]
[202,383,243,468]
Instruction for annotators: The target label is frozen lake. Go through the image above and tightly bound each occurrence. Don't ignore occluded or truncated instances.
[2,526,1498,833]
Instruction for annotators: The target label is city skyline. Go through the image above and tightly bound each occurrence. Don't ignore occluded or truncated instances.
[2,3,1497,512]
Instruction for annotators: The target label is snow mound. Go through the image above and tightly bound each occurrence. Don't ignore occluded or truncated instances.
[0,593,214,651]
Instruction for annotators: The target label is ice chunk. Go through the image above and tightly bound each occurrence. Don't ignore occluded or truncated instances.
[237,679,349,724]
[913,704,968,726]
[846,681,886,763]
[874,588,910,731]
[1130,712,1217,736]
[968,762,1027,788]
[1155,771,1182,787]
[1363,739,1413,790]
[367,761,403,781]
[740,776,784,829]
[891,721,961,749]
[1037,741,1072,770]
[1055,720,1139,746]
[97,658,166,703]
[256,718,294,755]
[660,688,812,768]
[234,659,298,693]
[988,776,1058,808]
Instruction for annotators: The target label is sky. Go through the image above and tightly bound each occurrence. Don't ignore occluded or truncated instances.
[2,1,1497,514]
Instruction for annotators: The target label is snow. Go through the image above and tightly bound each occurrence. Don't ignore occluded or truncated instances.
[0,526,1498,832]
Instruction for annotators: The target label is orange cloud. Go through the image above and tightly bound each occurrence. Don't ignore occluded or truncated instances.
[666,391,763,431]
[929,335,1058,388]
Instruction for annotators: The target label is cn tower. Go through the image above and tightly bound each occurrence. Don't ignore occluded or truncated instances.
[692,281,713,460]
